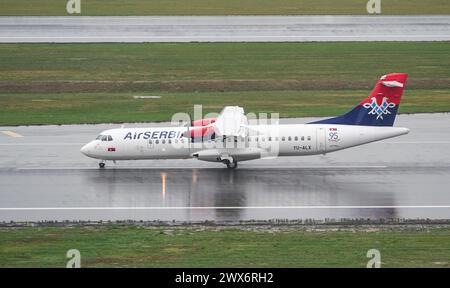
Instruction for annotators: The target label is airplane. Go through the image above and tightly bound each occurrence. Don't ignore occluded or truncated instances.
[81,73,410,169]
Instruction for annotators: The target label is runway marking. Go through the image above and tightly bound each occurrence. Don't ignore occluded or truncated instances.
[1,131,23,138]
[1,205,450,211]
[15,165,388,171]
[0,35,448,41]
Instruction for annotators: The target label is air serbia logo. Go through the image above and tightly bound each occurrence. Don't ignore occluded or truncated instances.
[363,97,396,120]
[124,130,182,140]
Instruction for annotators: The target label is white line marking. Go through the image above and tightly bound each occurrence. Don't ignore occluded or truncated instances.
[1,35,449,38]
[1,205,449,211]
[1,131,23,138]
[3,22,446,27]
[15,167,222,170]
[0,35,448,40]
[15,165,388,171]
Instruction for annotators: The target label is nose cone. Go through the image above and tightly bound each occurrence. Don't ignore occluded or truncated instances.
[80,142,94,157]
[80,143,89,155]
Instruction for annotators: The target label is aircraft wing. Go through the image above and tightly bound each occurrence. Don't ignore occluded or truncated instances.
[185,106,265,140]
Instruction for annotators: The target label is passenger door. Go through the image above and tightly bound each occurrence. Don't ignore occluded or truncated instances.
[316,127,326,154]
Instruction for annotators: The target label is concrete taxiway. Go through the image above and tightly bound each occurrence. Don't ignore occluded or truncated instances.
[1,113,450,222]
[0,15,449,43]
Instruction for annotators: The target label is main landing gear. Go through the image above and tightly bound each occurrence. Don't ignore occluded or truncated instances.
[223,159,238,169]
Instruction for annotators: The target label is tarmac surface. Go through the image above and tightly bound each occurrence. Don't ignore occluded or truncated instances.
[1,113,450,222]
[0,15,449,43]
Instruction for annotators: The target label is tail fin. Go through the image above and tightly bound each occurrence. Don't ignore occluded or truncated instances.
[310,73,408,126]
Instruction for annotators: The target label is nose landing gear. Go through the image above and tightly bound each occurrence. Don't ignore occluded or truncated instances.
[99,161,105,169]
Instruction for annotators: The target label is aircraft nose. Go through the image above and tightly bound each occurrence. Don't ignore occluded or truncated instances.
[80,143,91,156]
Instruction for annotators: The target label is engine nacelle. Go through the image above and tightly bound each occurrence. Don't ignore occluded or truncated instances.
[191,149,221,162]
[184,126,215,139]
[183,118,217,140]
[191,118,216,127]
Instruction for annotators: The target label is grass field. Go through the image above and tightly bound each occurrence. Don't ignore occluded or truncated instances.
[1,225,449,268]
[1,0,449,15]
[0,42,449,125]
[1,42,449,85]
[1,89,450,126]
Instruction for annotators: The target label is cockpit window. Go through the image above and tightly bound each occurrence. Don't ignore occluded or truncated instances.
[96,134,113,141]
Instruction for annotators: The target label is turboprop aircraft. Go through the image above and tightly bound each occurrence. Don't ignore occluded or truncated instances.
[81,73,409,169]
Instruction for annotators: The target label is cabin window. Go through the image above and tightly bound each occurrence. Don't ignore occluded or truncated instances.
[108,135,113,141]
[288,136,292,141]
[261,137,265,142]
[101,135,108,141]
[268,137,272,141]
[149,140,153,144]
[301,136,305,141]
[282,137,285,141]
[168,139,172,144]
[307,136,311,141]
[294,136,298,141]
[162,139,166,144]
[96,135,103,140]
[248,137,251,142]
[275,137,279,141]
[155,140,159,144]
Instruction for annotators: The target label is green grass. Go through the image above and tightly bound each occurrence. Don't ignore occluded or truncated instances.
[1,42,449,85]
[1,226,450,268]
[1,0,449,15]
[0,42,449,125]
[1,89,450,126]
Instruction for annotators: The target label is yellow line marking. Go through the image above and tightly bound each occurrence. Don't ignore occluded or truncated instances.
[1,130,24,138]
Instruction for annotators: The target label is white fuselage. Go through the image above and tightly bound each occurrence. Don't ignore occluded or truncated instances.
[80,124,409,162]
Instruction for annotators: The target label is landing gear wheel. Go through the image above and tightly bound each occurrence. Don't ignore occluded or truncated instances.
[99,162,105,169]
[226,161,238,169]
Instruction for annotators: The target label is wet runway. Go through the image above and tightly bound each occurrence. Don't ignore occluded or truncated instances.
[0,16,449,43]
[1,113,450,222]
